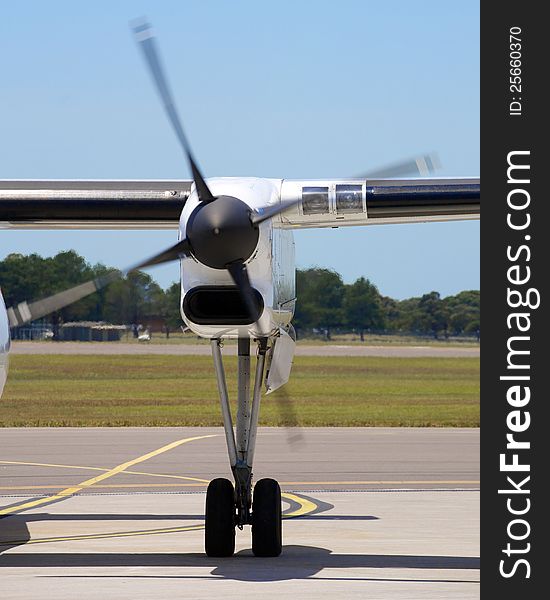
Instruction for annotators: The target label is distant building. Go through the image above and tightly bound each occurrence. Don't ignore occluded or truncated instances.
[141,315,167,334]
[59,322,126,342]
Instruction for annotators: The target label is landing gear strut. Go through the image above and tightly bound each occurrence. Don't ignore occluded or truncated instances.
[206,337,282,557]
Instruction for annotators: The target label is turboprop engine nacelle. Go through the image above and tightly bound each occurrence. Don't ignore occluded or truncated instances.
[0,288,10,396]
[178,177,296,339]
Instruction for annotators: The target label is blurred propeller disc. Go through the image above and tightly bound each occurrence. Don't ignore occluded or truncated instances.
[131,19,305,320]
[359,152,441,179]
[9,20,313,328]
[131,19,215,204]
[269,386,304,449]
[7,239,192,327]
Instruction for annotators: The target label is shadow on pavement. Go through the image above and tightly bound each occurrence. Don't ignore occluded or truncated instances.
[0,543,479,582]
[0,509,373,554]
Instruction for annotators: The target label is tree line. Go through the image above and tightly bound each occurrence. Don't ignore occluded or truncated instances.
[0,252,479,339]
[0,251,182,332]
[295,268,479,340]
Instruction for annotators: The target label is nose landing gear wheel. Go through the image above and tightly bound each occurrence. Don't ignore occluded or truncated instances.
[205,478,236,557]
[252,478,282,557]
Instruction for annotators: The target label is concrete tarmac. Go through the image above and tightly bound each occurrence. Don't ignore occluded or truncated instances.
[11,340,480,357]
[0,428,480,598]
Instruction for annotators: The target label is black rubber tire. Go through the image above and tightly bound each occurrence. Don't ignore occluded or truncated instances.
[252,478,282,557]
[205,478,235,557]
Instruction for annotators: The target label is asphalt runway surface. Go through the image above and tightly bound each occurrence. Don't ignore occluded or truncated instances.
[0,427,479,598]
[12,340,480,357]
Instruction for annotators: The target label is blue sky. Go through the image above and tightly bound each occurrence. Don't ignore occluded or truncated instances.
[1,1,479,299]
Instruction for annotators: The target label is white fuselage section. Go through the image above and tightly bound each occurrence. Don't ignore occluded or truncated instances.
[0,289,10,396]
[178,178,296,339]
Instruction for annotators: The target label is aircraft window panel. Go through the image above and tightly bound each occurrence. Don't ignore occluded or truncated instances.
[302,186,329,215]
[336,184,363,214]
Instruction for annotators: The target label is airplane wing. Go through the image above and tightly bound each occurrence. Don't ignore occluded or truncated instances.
[0,177,478,229]
[0,180,192,229]
[278,177,479,229]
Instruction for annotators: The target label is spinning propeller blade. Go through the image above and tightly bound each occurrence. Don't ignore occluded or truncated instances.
[360,152,441,179]
[250,198,302,226]
[131,20,215,204]
[269,386,304,449]
[7,238,191,327]
[133,238,191,270]
[131,19,282,321]
[226,260,261,322]
[11,21,287,327]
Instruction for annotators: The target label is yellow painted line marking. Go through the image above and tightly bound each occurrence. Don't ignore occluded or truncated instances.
[0,460,210,483]
[282,492,318,518]
[0,435,216,516]
[1,524,205,546]
[0,493,320,546]
[0,461,478,487]
[0,483,208,490]
[123,470,209,483]
[0,460,108,472]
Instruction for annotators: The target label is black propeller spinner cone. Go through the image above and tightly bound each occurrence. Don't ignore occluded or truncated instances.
[187,195,259,270]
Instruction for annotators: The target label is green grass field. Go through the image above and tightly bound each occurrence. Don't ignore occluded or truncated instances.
[1,354,479,427]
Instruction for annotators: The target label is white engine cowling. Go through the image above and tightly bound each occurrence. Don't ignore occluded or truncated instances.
[178,177,296,339]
